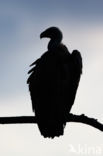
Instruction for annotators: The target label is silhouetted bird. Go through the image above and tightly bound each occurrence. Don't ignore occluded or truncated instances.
[27,27,82,138]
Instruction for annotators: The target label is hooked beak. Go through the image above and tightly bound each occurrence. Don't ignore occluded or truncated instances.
[40,32,45,39]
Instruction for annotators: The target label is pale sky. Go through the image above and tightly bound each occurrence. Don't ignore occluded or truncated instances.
[0,0,103,156]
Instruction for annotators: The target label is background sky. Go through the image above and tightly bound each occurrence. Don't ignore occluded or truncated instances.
[0,0,103,156]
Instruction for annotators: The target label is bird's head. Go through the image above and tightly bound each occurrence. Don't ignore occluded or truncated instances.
[40,27,63,50]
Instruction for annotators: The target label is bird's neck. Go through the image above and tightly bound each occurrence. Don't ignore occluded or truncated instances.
[48,38,61,51]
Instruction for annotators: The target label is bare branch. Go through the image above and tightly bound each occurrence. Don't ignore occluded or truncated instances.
[68,113,103,131]
[0,116,36,124]
[0,114,103,132]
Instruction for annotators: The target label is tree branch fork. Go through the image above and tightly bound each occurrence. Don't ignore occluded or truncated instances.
[0,113,103,132]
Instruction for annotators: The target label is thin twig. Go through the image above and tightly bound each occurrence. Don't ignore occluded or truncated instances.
[0,114,103,132]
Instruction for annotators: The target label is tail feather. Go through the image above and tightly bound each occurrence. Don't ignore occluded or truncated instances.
[37,121,66,138]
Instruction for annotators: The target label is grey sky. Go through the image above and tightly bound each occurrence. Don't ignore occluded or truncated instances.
[0,0,103,155]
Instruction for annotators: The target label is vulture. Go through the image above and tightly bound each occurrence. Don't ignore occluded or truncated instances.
[27,27,82,138]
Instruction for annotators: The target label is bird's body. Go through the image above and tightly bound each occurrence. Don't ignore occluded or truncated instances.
[27,27,82,138]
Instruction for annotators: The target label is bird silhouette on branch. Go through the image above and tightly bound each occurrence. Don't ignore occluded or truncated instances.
[0,27,103,138]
